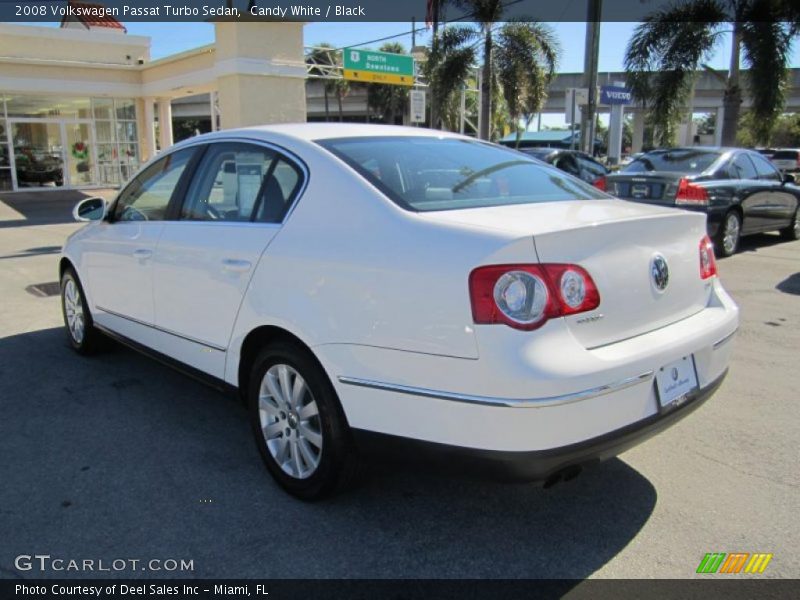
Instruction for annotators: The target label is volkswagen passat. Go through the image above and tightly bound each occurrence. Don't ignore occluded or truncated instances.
[61,124,739,500]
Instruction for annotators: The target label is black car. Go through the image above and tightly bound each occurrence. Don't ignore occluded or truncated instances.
[516,147,609,191]
[606,147,800,256]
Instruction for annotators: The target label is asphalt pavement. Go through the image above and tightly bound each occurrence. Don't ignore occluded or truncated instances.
[0,191,798,581]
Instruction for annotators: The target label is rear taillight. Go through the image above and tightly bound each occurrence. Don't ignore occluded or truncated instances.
[676,178,709,206]
[469,264,600,330]
[699,235,717,279]
[592,176,606,192]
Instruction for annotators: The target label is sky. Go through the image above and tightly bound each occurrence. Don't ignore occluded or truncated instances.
[124,20,798,72]
[25,20,800,128]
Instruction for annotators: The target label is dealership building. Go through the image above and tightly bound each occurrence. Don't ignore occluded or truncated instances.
[0,13,307,191]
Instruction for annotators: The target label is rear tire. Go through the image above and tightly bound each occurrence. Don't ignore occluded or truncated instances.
[60,267,102,354]
[715,211,741,257]
[248,341,358,501]
[779,209,800,241]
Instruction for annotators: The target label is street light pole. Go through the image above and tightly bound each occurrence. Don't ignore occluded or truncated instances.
[581,0,602,155]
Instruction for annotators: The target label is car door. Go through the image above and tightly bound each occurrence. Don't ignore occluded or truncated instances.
[82,147,196,329]
[749,151,798,229]
[151,141,305,378]
[727,152,772,233]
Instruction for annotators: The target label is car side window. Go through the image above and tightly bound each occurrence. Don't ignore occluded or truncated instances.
[749,153,782,182]
[180,143,303,223]
[730,153,758,180]
[254,158,303,223]
[113,148,195,222]
[554,154,580,177]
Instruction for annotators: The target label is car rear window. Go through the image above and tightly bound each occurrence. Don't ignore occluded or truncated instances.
[772,150,799,160]
[623,149,721,174]
[317,136,606,212]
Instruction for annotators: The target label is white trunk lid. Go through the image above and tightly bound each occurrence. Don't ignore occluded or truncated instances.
[419,199,712,348]
[532,207,710,348]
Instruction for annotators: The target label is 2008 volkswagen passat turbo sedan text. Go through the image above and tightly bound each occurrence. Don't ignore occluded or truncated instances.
[61,124,739,500]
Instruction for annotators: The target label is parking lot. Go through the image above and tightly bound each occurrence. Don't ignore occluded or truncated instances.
[1,191,798,581]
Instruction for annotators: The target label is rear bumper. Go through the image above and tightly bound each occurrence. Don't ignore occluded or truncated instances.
[353,369,726,482]
[321,278,738,453]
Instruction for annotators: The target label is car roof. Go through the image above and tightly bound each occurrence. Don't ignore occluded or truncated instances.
[224,123,467,142]
[639,146,744,154]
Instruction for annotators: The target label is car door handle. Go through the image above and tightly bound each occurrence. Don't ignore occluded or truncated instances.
[132,248,153,259]
[222,258,252,272]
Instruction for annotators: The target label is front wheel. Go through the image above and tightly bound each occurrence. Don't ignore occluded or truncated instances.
[779,209,800,241]
[248,341,358,500]
[60,268,102,354]
[715,211,741,257]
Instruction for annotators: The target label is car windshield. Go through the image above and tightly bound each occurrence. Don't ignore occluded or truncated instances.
[317,136,606,212]
[772,150,799,159]
[622,149,721,174]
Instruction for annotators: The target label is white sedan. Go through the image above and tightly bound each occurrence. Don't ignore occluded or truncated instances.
[61,124,739,500]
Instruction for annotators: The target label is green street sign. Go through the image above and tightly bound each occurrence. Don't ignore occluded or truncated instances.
[343,48,414,86]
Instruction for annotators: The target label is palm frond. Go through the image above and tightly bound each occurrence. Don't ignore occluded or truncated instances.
[453,0,504,27]
[425,25,480,112]
[623,0,727,144]
[740,0,794,142]
[494,21,560,123]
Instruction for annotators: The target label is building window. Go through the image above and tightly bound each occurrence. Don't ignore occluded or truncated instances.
[0,94,138,190]
[0,108,13,191]
[93,97,139,186]
[6,95,92,119]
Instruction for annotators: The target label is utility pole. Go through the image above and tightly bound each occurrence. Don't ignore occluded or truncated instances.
[429,0,441,129]
[580,0,602,155]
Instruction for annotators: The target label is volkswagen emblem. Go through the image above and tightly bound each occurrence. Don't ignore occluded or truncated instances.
[651,254,669,292]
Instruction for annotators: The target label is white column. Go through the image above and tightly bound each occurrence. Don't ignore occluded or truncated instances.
[714,106,724,146]
[608,103,624,165]
[209,91,219,132]
[142,97,157,161]
[631,110,645,153]
[157,98,173,150]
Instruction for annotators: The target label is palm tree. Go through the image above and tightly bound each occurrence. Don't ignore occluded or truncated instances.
[462,0,506,140]
[425,6,559,140]
[624,0,797,147]
[494,21,559,146]
[424,26,478,130]
[366,43,411,124]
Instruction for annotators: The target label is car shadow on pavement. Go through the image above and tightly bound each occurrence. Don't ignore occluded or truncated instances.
[733,232,790,255]
[0,190,111,229]
[0,327,656,584]
[776,272,800,296]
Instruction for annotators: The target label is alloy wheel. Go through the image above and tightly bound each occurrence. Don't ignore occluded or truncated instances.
[63,279,85,344]
[723,213,740,255]
[258,364,323,479]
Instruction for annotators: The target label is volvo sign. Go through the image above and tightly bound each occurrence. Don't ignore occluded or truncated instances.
[600,85,632,105]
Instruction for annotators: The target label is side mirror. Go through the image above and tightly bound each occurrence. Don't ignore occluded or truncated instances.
[783,173,795,185]
[73,197,107,222]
